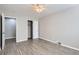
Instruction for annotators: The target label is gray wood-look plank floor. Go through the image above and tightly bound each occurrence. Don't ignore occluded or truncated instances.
[0,39,79,55]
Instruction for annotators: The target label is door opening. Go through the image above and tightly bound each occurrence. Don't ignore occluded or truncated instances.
[5,17,16,44]
[0,15,2,50]
[28,20,33,39]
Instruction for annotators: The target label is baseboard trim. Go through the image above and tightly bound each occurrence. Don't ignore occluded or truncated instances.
[40,38,79,51]
[6,37,16,40]
[62,44,79,51]
[16,39,28,43]
[39,37,57,44]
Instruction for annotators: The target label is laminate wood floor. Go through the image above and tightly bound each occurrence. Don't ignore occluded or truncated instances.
[0,39,79,55]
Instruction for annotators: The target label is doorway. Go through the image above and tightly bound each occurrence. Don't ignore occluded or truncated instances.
[0,15,2,50]
[5,17,16,43]
[28,20,33,39]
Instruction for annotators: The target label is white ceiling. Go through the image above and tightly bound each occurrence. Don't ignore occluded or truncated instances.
[0,4,78,19]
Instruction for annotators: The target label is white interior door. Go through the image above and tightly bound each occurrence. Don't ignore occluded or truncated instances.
[2,13,5,49]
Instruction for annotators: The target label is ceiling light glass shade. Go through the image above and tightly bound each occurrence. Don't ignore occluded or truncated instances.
[32,4,45,13]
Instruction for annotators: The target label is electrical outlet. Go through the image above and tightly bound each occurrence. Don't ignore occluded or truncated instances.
[58,42,61,45]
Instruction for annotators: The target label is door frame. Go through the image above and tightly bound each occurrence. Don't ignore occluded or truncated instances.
[2,15,16,50]
[4,16,16,41]
[28,20,33,39]
[2,13,5,50]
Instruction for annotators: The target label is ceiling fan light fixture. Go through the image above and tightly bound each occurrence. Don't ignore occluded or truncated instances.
[32,4,45,13]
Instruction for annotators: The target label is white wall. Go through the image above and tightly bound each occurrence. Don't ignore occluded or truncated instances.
[3,12,28,42]
[3,12,38,42]
[33,20,39,39]
[16,16,28,42]
[39,6,79,49]
[0,15,2,47]
[5,18,16,39]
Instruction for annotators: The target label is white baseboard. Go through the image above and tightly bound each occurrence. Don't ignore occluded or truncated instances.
[40,37,79,51]
[16,39,28,43]
[40,37,57,44]
[6,37,16,39]
[33,38,39,39]
[62,44,79,51]
[33,37,39,39]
